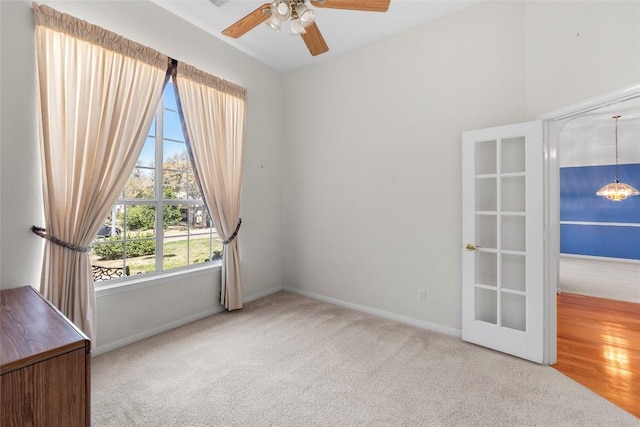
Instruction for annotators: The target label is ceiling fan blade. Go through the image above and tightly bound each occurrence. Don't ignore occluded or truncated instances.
[301,22,329,56]
[222,3,272,38]
[309,0,390,12]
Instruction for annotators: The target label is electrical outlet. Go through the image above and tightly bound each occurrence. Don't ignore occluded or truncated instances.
[418,289,427,302]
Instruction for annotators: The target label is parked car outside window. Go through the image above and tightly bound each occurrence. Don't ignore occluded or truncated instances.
[97,224,121,238]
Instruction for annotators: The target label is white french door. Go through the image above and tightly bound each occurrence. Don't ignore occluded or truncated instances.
[461,121,544,363]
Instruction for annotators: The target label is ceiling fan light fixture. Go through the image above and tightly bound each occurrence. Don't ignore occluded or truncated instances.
[290,18,307,35]
[595,115,640,202]
[296,4,316,27]
[265,14,282,31]
[271,0,290,20]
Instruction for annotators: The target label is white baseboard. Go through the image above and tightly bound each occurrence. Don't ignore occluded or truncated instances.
[243,286,283,303]
[93,286,283,356]
[282,286,462,338]
[92,306,224,356]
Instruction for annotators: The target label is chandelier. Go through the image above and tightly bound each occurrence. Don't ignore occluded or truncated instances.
[595,115,639,201]
[265,0,316,35]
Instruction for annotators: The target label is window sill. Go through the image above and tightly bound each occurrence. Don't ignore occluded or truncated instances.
[95,261,222,298]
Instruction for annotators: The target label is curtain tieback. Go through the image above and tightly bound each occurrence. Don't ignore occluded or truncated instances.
[31,225,92,253]
[223,218,242,245]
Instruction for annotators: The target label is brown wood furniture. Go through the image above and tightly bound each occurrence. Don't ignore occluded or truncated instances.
[554,292,640,419]
[1,286,91,426]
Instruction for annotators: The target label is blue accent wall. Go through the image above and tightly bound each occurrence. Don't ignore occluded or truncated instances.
[561,224,640,259]
[560,164,640,260]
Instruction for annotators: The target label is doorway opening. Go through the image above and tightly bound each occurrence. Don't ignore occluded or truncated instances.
[556,100,640,303]
[540,82,640,365]
[542,85,640,417]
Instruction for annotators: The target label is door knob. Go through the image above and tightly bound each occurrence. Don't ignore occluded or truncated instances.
[465,243,479,251]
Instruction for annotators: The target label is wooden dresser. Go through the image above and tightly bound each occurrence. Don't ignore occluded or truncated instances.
[1,286,90,426]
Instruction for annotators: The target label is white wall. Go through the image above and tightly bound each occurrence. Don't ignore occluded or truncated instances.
[0,0,285,352]
[525,0,640,118]
[282,1,528,331]
[281,0,640,332]
[0,0,42,288]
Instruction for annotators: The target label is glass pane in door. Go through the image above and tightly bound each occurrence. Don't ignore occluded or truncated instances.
[502,176,526,212]
[476,252,497,287]
[476,215,497,249]
[501,137,525,173]
[501,292,526,331]
[502,216,526,251]
[501,253,526,292]
[476,288,497,324]
[475,140,497,175]
[476,178,497,211]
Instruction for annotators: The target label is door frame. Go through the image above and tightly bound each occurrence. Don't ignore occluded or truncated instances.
[539,82,640,365]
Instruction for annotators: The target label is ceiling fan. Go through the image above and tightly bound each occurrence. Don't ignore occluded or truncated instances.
[221,0,391,56]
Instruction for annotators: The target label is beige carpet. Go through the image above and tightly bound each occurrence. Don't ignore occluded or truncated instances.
[92,291,639,426]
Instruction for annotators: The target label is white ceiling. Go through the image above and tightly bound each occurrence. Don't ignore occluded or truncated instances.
[151,0,481,73]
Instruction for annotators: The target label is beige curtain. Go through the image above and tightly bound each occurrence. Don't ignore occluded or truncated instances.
[33,4,168,345]
[174,62,246,310]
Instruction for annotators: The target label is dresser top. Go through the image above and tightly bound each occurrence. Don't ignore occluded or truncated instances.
[1,286,90,374]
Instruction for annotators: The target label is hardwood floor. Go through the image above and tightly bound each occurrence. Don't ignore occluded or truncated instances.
[553,293,640,419]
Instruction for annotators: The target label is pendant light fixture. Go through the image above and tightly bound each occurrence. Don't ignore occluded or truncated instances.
[595,115,639,201]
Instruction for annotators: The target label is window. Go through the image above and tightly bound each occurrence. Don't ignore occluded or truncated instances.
[91,82,222,282]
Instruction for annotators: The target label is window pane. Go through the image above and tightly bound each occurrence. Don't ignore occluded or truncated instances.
[163,140,190,200]
[163,81,181,142]
[124,236,156,276]
[204,211,222,262]
[188,174,202,201]
[122,204,156,277]
[91,207,126,282]
[138,136,156,168]
[190,206,208,231]
[163,236,188,271]
[189,233,218,265]
[164,82,178,111]
[125,204,157,235]
[163,170,189,200]
[163,109,183,142]
[91,239,125,282]
[164,204,190,271]
[210,236,223,263]
[94,208,122,240]
[190,205,210,264]
[163,140,188,167]
[124,167,155,199]
[163,204,186,233]
[205,211,216,231]
[148,116,156,138]
[163,205,222,270]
